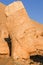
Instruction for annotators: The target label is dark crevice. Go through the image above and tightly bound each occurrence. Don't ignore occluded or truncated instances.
[30,55,43,63]
[4,35,12,56]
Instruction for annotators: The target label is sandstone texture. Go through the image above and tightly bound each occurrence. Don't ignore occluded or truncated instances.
[0,3,9,56]
[0,56,14,65]
[0,1,43,65]
[5,1,43,60]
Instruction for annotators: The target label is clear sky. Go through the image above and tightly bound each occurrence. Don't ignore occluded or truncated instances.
[0,0,43,24]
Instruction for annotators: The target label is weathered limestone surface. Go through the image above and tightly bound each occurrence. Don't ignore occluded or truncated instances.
[0,24,9,56]
[0,1,43,62]
[0,3,7,24]
[0,3,9,56]
[5,1,43,60]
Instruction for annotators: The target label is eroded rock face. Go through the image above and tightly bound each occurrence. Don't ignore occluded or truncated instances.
[5,1,43,60]
[0,3,9,56]
[0,24,9,56]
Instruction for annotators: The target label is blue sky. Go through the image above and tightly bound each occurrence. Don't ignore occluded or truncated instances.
[0,0,43,24]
